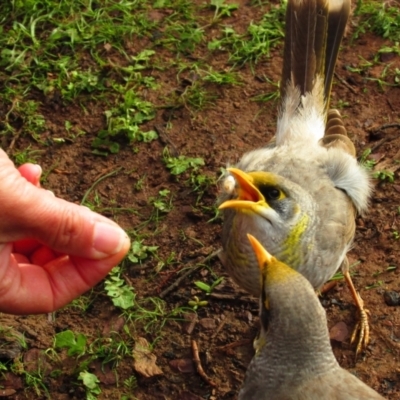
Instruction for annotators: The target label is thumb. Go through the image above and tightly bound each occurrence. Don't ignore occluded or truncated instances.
[0,150,130,259]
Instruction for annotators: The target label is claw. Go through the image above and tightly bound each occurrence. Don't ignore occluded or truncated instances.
[343,270,371,358]
[350,294,370,358]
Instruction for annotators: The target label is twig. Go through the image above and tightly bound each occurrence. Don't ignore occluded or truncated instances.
[211,318,227,341]
[217,339,252,351]
[7,129,22,151]
[334,72,357,95]
[154,124,179,157]
[369,134,399,153]
[80,167,123,205]
[191,340,216,387]
[159,249,221,298]
[209,292,257,304]
[369,123,400,132]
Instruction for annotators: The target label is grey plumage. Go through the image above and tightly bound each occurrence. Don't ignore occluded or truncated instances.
[239,236,385,400]
[219,0,372,355]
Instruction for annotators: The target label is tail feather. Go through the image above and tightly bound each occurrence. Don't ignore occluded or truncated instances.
[280,0,329,99]
[324,0,351,102]
[277,0,351,146]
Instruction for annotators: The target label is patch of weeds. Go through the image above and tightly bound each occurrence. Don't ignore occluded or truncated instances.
[150,189,173,218]
[164,23,204,53]
[105,266,135,310]
[163,148,212,201]
[360,149,395,183]
[366,63,398,90]
[345,56,373,76]
[354,1,400,42]
[54,330,87,357]
[335,99,350,109]
[0,0,160,144]
[175,78,218,111]
[2,99,46,140]
[58,69,104,101]
[127,240,159,264]
[189,171,216,203]
[202,68,242,85]
[373,170,395,183]
[67,293,95,313]
[155,0,196,21]
[359,148,376,170]
[188,277,223,310]
[188,295,208,310]
[12,146,44,165]
[80,167,123,208]
[373,265,398,277]
[93,87,158,155]
[154,251,177,274]
[251,77,280,103]
[194,276,224,294]
[11,357,49,398]
[79,370,101,400]
[208,4,285,66]
[89,333,132,365]
[133,175,147,191]
[105,251,191,334]
[365,280,384,290]
[209,0,239,21]
[124,375,138,391]
[163,149,204,175]
[125,295,193,335]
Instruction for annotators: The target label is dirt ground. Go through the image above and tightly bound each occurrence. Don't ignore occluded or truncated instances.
[1,1,400,399]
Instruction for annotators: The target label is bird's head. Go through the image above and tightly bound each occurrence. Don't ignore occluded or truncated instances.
[247,234,301,332]
[219,168,301,226]
[247,233,329,353]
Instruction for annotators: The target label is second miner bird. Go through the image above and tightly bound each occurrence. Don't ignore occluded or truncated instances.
[239,235,385,400]
[219,0,372,354]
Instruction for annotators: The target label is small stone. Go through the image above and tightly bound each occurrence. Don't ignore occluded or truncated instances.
[199,318,217,330]
[169,359,195,373]
[329,321,349,342]
[0,389,16,397]
[384,291,400,306]
[162,351,176,359]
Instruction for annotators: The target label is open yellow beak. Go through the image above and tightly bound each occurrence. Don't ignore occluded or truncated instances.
[219,168,264,211]
[247,234,272,272]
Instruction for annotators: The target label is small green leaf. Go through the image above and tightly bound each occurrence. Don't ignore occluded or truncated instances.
[79,371,100,390]
[54,330,87,356]
[194,281,211,293]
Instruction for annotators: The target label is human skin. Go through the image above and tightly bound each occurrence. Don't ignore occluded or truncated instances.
[0,149,130,314]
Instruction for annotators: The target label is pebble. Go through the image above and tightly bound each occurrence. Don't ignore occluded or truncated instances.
[383,290,400,306]
[199,318,217,330]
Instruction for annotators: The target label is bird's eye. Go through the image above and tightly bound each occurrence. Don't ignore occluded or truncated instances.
[261,187,281,201]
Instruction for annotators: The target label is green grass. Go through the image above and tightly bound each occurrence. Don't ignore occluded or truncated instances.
[355,1,400,41]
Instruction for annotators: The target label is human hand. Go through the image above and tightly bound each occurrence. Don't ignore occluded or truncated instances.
[0,149,130,314]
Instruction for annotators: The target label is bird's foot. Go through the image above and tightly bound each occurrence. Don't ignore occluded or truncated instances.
[350,293,370,358]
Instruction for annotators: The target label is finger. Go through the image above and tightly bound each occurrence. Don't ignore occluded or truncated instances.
[0,243,127,314]
[13,238,41,255]
[11,253,30,263]
[31,246,57,266]
[0,150,131,260]
[17,163,42,187]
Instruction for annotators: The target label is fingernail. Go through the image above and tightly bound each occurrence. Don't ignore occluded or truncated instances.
[92,223,128,258]
[33,164,42,175]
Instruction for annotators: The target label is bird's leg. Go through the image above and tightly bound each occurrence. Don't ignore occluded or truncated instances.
[342,262,370,357]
